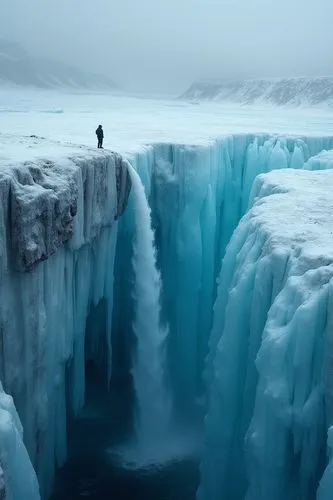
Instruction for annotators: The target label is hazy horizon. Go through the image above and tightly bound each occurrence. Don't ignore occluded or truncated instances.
[1,0,332,93]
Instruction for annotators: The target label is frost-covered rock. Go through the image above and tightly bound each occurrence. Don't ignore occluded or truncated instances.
[0,137,130,272]
[199,166,333,500]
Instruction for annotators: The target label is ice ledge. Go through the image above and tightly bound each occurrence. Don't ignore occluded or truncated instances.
[0,136,131,272]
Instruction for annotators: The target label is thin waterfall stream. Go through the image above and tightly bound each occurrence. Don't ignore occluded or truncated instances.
[125,161,172,464]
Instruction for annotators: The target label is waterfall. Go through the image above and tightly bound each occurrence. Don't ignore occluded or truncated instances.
[127,162,172,454]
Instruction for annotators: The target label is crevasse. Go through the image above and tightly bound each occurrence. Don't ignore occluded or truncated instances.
[125,136,333,414]
[1,134,333,499]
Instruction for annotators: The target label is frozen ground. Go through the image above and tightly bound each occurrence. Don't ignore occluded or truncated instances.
[0,88,333,157]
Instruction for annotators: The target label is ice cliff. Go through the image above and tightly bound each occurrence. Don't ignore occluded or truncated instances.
[125,136,333,414]
[0,138,131,498]
[199,159,333,500]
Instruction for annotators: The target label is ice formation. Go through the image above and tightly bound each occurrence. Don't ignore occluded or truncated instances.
[317,427,333,500]
[0,383,40,499]
[0,141,131,498]
[127,136,333,414]
[199,164,333,500]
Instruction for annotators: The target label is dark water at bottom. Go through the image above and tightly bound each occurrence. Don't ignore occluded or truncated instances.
[51,366,199,500]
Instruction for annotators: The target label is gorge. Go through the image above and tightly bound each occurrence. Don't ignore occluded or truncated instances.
[1,131,333,500]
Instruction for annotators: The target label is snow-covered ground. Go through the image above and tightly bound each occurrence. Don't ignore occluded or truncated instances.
[0,88,333,157]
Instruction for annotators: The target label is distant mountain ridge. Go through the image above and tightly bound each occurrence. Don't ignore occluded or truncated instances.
[0,40,117,90]
[181,77,333,107]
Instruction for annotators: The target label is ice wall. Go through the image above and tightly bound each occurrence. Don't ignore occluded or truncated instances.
[121,136,333,414]
[0,383,40,500]
[0,144,131,498]
[317,427,333,500]
[199,164,333,500]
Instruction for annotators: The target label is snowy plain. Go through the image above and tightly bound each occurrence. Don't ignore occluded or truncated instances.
[1,88,333,158]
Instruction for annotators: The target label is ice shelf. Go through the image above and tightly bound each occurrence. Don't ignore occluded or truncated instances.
[199,162,333,500]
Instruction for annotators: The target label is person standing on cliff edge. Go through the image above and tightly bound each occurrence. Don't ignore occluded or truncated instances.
[96,125,104,148]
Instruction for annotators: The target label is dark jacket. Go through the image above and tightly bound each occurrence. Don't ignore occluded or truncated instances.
[96,127,104,139]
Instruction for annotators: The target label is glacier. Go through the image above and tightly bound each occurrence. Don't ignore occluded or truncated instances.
[199,161,333,500]
[1,130,333,499]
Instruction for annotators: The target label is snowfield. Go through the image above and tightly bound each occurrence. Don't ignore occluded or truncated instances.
[0,88,333,155]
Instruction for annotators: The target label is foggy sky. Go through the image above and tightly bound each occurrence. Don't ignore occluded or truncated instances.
[1,0,332,92]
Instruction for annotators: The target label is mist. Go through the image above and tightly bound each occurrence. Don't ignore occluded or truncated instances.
[1,0,332,93]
